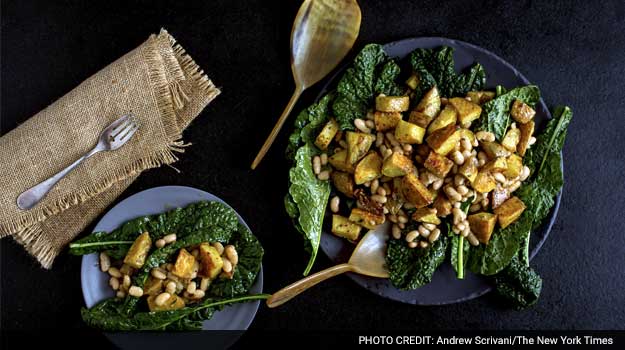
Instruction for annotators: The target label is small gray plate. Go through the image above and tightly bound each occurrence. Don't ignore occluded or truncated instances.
[81,186,263,348]
[318,37,562,305]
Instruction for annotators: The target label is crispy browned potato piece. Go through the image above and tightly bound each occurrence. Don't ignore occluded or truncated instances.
[376,95,410,112]
[472,171,497,193]
[198,243,223,279]
[493,196,526,228]
[415,87,441,118]
[426,124,462,156]
[395,120,426,144]
[314,119,339,150]
[331,215,361,241]
[427,104,457,134]
[468,212,497,243]
[354,152,383,185]
[374,111,402,131]
[424,151,454,178]
[147,294,186,312]
[382,152,413,177]
[433,195,453,217]
[449,97,482,125]
[328,150,355,173]
[408,110,433,129]
[401,173,434,208]
[510,99,536,124]
[348,208,385,229]
[517,120,535,156]
[346,131,375,164]
[412,207,441,224]
[123,232,152,269]
[172,248,196,279]
[331,171,355,198]
[144,276,164,296]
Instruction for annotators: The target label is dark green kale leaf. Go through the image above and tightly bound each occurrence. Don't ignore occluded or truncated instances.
[493,255,542,310]
[333,44,390,130]
[374,60,403,96]
[286,93,335,161]
[387,228,448,290]
[474,85,540,141]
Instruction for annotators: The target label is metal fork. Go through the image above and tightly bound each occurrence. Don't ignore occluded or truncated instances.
[17,114,139,210]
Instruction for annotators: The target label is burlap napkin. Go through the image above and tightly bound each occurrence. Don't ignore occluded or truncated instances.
[0,29,220,268]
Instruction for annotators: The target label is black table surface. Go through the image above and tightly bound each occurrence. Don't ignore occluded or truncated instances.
[2,0,625,342]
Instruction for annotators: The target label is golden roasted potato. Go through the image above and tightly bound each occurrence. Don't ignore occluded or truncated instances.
[449,97,482,125]
[198,243,223,279]
[504,154,523,178]
[408,110,433,129]
[331,215,362,241]
[374,111,402,131]
[395,120,426,144]
[459,158,478,183]
[144,276,164,296]
[501,128,521,152]
[412,207,441,225]
[172,248,196,279]
[123,232,152,269]
[328,150,355,173]
[348,208,385,230]
[472,171,497,193]
[427,104,457,134]
[405,74,419,90]
[354,152,383,185]
[314,118,339,150]
[331,171,355,198]
[517,120,535,156]
[147,294,186,312]
[460,128,477,145]
[493,196,526,228]
[491,185,510,209]
[346,131,375,164]
[433,195,453,217]
[382,152,413,177]
[466,91,495,105]
[415,86,441,118]
[481,157,508,173]
[468,212,497,243]
[481,141,511,159]
[401,173,434,208]
[424,151,454,178]
[510,99,535,124]
[426,124,461,156]
[376,95,410,112]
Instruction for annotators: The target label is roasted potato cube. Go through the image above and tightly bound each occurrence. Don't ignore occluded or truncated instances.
[354,152,383,184]
[427,104,457,134]
[314,118,339,150]
[382,152,413,177]
[433,195,453,217]
[331,171,355,198]
[405,74,419,90]
[517,120,535,156]
[501,128,521,152]
[481,141,511,159]
[467,212,497,243]
[348,208,385,230]
[123,232,152,269]
[401,173,434,208]
[412,207,441,225]
[395,120,426,144]
[426,124,462,156]
[331,215,362,240]
[376,95,410,112]
[466,91,495,105]
[504,154,523,178]
[415,87,441,118]
[198,243,223,279]
[459,158,478,183]
[172,248,196,279]
[144,276,164,296]
[472,171,497,193]
[147,294,186,312]
[493,196,526,228]
[424,151,454,178]
[346,131,375,164]
[328,149,355,173]
[460,128,477,145]
[510,99,535,124]
[374,111,402,131]
[491,185,510,209]
[407,111,433,129]
[481,157,508,173]
[449,97,482,125]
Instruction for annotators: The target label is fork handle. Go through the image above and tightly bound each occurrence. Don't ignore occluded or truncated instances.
[17,147,100,210]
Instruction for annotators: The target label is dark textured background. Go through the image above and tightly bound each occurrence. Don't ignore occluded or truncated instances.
[2,0,625,345]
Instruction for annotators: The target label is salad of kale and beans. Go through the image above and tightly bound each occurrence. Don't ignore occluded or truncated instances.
[69,201,266,331]
[285,44,572,309]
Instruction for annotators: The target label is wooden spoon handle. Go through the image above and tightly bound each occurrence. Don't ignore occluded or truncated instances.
[251,86,303,169]
[266,263,353,308]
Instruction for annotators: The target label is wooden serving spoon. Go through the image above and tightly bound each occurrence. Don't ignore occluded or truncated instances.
[266,225,389,308]
[251,0,361,169]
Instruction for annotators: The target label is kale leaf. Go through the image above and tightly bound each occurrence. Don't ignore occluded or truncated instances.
[374,59,403,96]
[286,93,335,161]
[493,255,542,310]
[474,85,540,141]
[387,225,448,290]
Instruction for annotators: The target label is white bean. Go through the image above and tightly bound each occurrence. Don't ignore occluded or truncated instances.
[461,226,470,237]
[457,222,466,231]
[520,166,531,181]
[152,268,166,280]
[330,196,340,213]
[510,122,517,129]
[155,239,166,248]
[376,132,385,147]
[403,144,413,153]
[187,281,197,294]
[528,136,537,146]
[354,118,370,133]
[457,185,469,196]
[398,214,408,224]
[365,120,375,129]
[423,223,437,231]
[166,281,177,294]
[163,233,177,244]
[128,286,143,297]
[428,228,441,243]
[193,290,206,299]
[509,181,521,193]
[116,290,126,298]
[317,170,330,181]
[418,225,431,237]
[108,267,122,278]
[155,292,171,306]
[200,278,211,291]
[386,132,399,147]
[312,156,321,175]
[371,195,387,204]
[454,175,465,187]
[493,172,507,183]
[476,131,495,142]
[432,179,444,190]
[461,139,472,152]
[99,252,111,272]
[383,148,393,159]
[467,233,480,246]
[405,230,419,242]
[398,222,405,229]
[445,186,462,202]
[225,245,238,266]
[222,258,233,273]
[419,241,429,249]
[392,224,401,239]
[370,179,379,195]
[469,203,481,213]
[320,153,328,165]
[452,151,465,165]
[462,150,472,159]
[408,242,418,249]
[109,277,120,291]
[122,274,131,289]
[212,242,225,255]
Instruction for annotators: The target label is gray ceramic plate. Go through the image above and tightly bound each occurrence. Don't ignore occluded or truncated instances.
[318,37,562,305]
[81,186,263,348]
